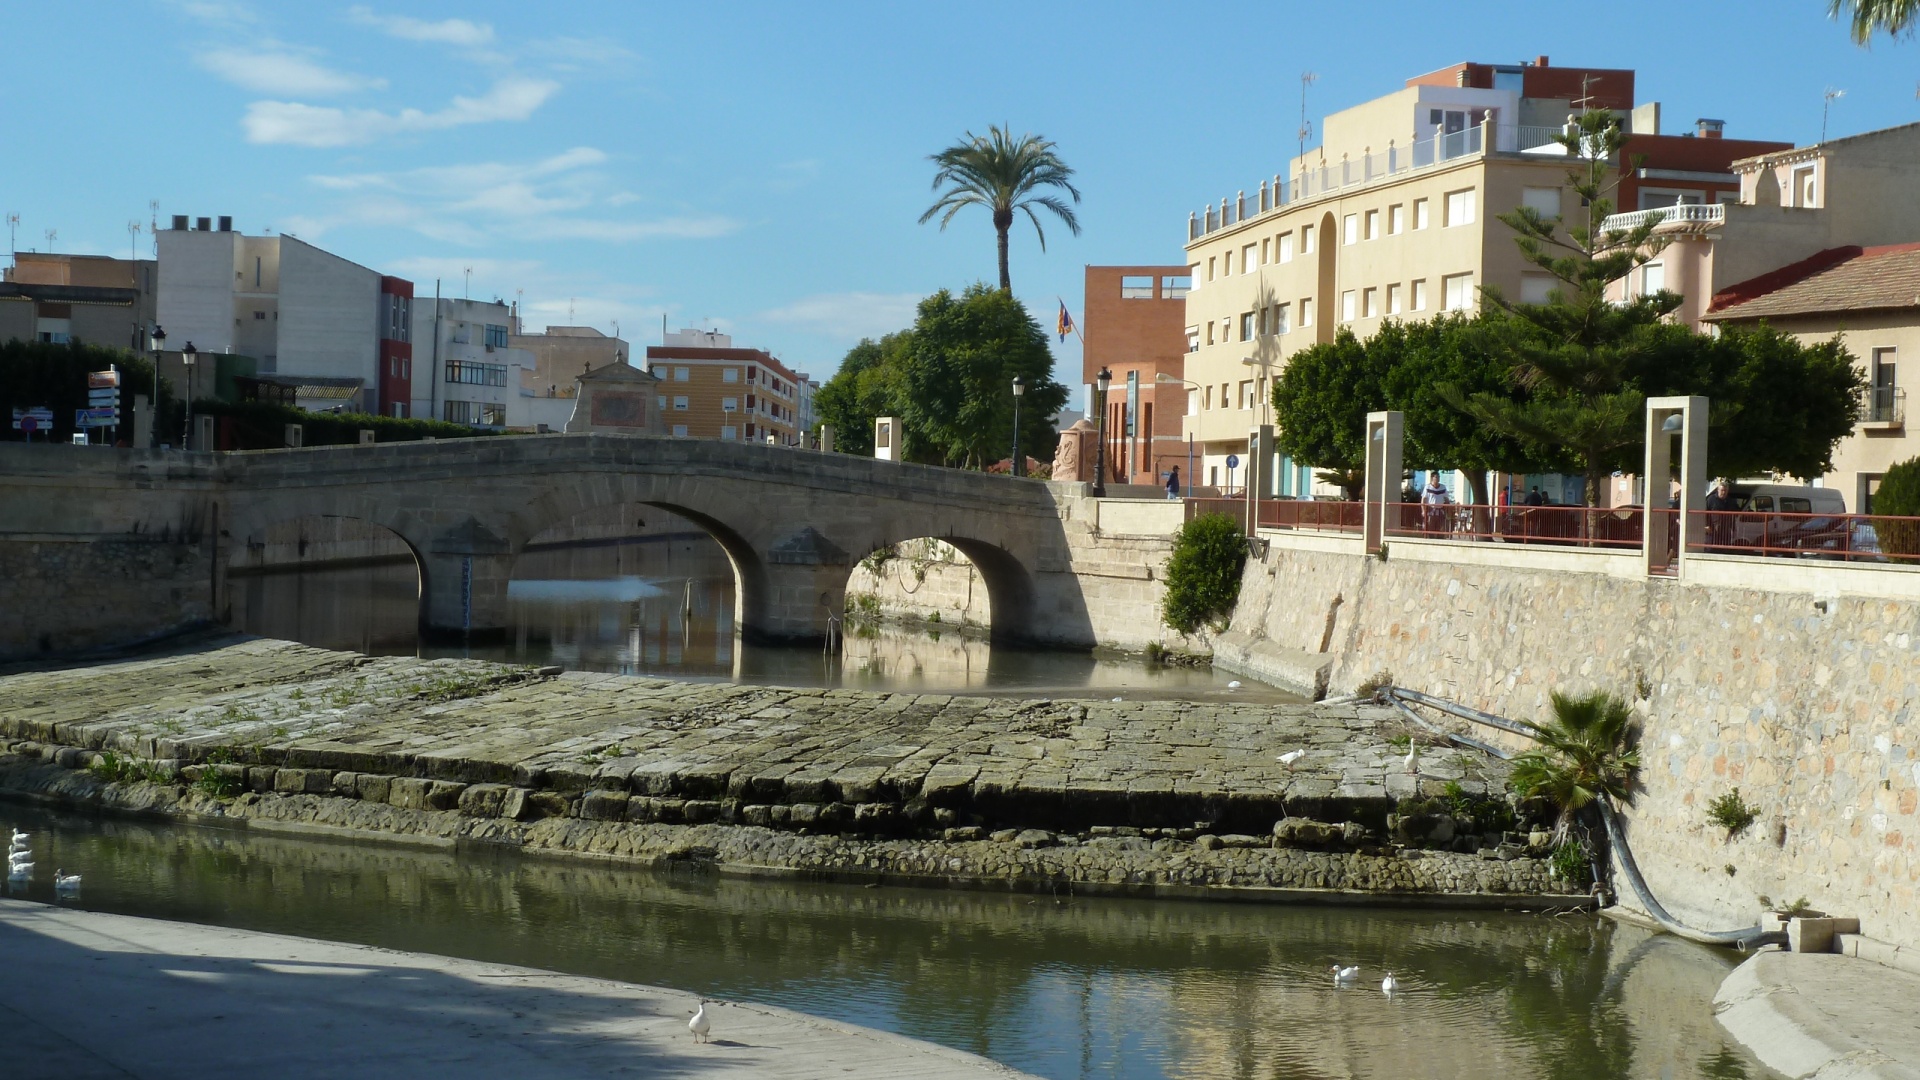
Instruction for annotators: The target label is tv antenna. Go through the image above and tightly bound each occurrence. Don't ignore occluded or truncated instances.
[569,297,577,323]
[1298,72,1318,169]
[463,266,473,299]
[1822,87,1846,143]
[6,213,18,256]
[127,220,142,262]
[44,228,57,252]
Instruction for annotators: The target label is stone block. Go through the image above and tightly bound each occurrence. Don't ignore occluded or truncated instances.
[424,781,465,810]
[676,763,733,799]
[246,766,278,793]
[918,764,979,806]
[498,787,528,821]
[579,790,630,821]
[741,804,772,827]
[788,803,821,828]
[682,800,721,824]
[355,774,391,804]
[783,774,832,804]
[523,791,569,820]
[273,768,332,795]
[944,826,985,842]
[829,766,887,804]
[387,777,431,810]
[1014,829,1055,848]
[54,747,86,769]
[853,803,903,833]
[1788,917,1837,954]
[331,772,360,797]
[459,784,509,818]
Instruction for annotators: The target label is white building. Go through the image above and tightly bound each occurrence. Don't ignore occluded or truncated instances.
[411,296,563,430]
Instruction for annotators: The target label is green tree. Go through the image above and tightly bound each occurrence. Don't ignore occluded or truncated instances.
[1269,326,1386,498]
[1869,455,1920,557]
[1690,325,1865,480]
[1162,513,1248,634]
[1509,690,1642,840]
[1453,109,1680,507]
[919,126,1081,293]
[814,333,912,457]
[0,337,172,444]
[1379,314,1548,506]
[900,285,1066,469]
[1830,0,1920,41]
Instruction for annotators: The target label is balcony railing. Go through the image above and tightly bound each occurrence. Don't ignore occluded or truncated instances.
[1598,203,1726,235]
[1863,385,1906,427]
[1186,121,1587,242]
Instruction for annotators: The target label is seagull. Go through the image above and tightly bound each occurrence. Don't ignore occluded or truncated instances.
[8,831,26,852]
[688,1000,711,1044]
[1277,749,1307,768]
[1403,743,1420,772]
[7,862,31,879]
[1381,972,1399,995]
[1330,964,1360,982]
[1111,696,1124,703]
[53,870,81,893]
[1227,680,1242,689]
[7,851,29,868]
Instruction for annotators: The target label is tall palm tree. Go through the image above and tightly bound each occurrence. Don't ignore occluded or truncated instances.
[1830,0,1920,41]
[919,126,1081,293]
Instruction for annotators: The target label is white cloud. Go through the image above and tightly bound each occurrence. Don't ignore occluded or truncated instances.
[174,0,256,26]
[757,292,921,341]
[242,77,559,146]
[347,6,494,47]
[521,216,740,243]
[197,47,385,96]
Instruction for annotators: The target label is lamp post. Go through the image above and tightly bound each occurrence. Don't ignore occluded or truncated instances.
[181,341,197,449]
[1155,372,1203,499]
[1091,367,1112,498]
[149,324,165,447]
[1010,375,1025,477]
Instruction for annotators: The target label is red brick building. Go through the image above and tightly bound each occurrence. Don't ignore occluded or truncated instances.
[1081,266,1194,489]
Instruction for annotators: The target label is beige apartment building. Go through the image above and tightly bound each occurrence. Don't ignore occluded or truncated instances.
[643,328,806,444]
[1181,57,1775,499]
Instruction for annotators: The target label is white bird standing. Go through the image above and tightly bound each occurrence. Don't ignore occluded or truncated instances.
[1381,972,1399,996]
[1330,964,1360,982]
[1403,742,1420,773]
[688,1000,711,1044]
[1277,749,1307,769]
[53,870,81,893]
[1227,680,1242,690]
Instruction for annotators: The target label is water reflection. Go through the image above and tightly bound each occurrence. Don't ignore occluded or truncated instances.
[225,534,1283,700]
[5,804,1764,1080]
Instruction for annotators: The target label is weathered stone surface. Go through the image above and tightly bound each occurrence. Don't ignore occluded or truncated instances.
[388,777,431,811]
[579,790,630,822]
[459,783,509,818]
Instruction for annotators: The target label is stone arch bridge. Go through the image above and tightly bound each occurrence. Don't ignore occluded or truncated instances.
[0,436,1150,649]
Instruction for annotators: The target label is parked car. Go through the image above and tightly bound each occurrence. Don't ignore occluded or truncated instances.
[1717,483,1854,557]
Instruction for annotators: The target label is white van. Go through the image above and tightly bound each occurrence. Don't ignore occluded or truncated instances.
[1715,483,1851,556]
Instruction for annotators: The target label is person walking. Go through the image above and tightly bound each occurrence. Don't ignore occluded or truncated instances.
[1704,477,1739,549]
[1421,474,1452,537]
[1165,466,1181,501]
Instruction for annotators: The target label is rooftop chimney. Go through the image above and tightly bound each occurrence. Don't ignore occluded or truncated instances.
[1697,118,1725,139]
[171,215,188,231]
[1535,55,1550,67]
[217,215,233,232]
[195,216,212,232]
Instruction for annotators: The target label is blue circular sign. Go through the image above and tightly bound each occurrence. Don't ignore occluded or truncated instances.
[1225,454,1240,469]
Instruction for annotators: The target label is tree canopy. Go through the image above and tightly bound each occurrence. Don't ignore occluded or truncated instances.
[1829,0,1920,41]
[920,126,1081,293]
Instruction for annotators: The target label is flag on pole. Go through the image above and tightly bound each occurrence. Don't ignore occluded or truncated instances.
[1056,302,1076,343]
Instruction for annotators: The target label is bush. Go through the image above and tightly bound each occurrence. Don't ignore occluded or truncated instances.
[194,399,494,449]
[1706,788,1759,837]
[1161,513,1248,634]
[1873,457,1920,558]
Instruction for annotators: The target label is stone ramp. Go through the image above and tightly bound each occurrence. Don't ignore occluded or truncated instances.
[1714,951,1920,1079]
[0,899,1031,1079]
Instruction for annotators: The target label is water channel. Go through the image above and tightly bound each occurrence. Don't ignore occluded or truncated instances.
[4,803,1767,1080]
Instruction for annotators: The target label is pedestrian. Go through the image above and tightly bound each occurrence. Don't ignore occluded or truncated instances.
[1421,474,1451,536]
[1704,477,1739,548]
[1165,466,1181,501]
[1524,486,1545,507]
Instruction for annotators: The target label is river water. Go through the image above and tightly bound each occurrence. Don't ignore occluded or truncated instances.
[3,804,1766,1080]
[224,534,1286,701]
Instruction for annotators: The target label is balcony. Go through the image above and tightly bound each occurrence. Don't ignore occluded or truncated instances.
[1863,385,1906,429]
[1599,203,1726,236]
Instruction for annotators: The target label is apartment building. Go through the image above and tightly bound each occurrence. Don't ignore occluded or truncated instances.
[1,252,157,351]
[155,216,410,414]
[511,323,630,397]
[1181,57,1780,497]
[643,329,806,444]
[1082,265,1192,487]
[411,296,570,430]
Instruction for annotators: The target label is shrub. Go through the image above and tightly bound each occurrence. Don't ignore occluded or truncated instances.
[1509,689,1641,839]
[193,399,494,449]
[1161,513,1248,634]
[1550,839,1592,885]
[1706,788,1759,837]
[1873,456,1920,558]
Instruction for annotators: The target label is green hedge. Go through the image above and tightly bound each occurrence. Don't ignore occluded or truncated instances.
[194,399,495,448]
[1162,512,1248,634]
[1873,457,1920,558]
[0,338,171,443]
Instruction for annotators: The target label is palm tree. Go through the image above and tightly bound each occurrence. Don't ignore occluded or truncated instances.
[919,126,1081,293]
[1508,690,1642,840]
[1830,0,1920,41]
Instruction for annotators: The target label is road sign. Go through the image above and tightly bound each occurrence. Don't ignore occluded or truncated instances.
[11,406,53,430]
[88,388,119,405]
[75,407,119,428]
[87,369,121,389]
[1225,454,1240,470]
[20,417,38,435]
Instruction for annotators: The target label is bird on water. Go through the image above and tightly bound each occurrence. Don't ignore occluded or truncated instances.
[1330,964,1360,983]
[53,869,81,893]
[689,1000,712,1043]
[1381,972,1399,996]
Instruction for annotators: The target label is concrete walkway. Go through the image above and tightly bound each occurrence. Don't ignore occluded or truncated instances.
[1714,951,1920,1079]
[0,900,1032,1080]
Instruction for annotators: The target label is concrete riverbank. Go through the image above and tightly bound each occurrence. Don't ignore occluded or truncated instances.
[0,899,1032,1079]
[0,636,1585,906]
[1714,950,1920,1079]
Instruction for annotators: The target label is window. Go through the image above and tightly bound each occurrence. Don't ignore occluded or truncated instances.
[484,324,510,348]
[1120,275,1155,298]
[1870,348,1899,423]
[673,367,690,382]
[657,396,667,409]
[1522,186,1562,218]
[1224,250,1234,275]
[1386,284,1403,315]
[1187,264,1201,291]
[722,396,738,412]
[1273,303,1290,334]
[1301,224,1316,253]
[671,424,689,438]
[1240,312,1255,340]
[445,360,507,386]
[1203,385,1213,409]
[721,425,737,440]
[1442,272,1475,311]
[1239,380,1255,410]
[1640,262,1665,295]
[1300,298,1314,326]
[1207,257,1216,281]
[1242,244,1258,272]
[1343,214,1358,245]
[1205,322,1215,346]
[723,367,740,383]
[1364,209,1380,240]
[1163,275,1191,299]
[443,400,505,426]
[1410,279,1427,311]
[672,395,689,410]
[1187,389,1198,416]
[1793,165,1818,207]
[1186,326,1200,352]
[1341,290,1356,321]
[1362,287,1378,318]
[252,310,266,320]
[1278,232,1294,263]
[1389,204,1405,234]
[1260,238,1271,264]
[1520,273,1555,305]
[1413,198,1430,230]
[1445,188,1477,227]
[1221,317,1232,343]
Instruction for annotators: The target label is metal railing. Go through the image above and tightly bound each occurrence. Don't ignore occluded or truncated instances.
[1188,120,1575,241]
[1863,385,1906,426]
[1256,498,1363,533]
[1598,203,1726,234]
[1382,503,1646,548]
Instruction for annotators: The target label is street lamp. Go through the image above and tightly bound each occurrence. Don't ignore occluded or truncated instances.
[149,324,165,447]
[1091,367,1112,498]
[1010,375,1025,477]
[181,341,197,449]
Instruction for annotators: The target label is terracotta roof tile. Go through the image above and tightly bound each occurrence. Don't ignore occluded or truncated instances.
[1705,242,1920,321]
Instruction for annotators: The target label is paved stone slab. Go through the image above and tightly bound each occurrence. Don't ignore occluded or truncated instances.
[0,899,1031,1080]
[1714,950,1920,1079]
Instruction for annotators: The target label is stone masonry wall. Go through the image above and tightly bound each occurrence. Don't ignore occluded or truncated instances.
[0,538,211,657]
[1222,539,1920,949]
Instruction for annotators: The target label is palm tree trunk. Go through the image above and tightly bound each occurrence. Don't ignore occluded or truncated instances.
[996,223,1011,292]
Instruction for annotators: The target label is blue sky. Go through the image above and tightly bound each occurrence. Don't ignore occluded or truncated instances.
[5,1,1918,387]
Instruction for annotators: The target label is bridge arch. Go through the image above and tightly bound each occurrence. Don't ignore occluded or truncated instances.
[224,512,423,650]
